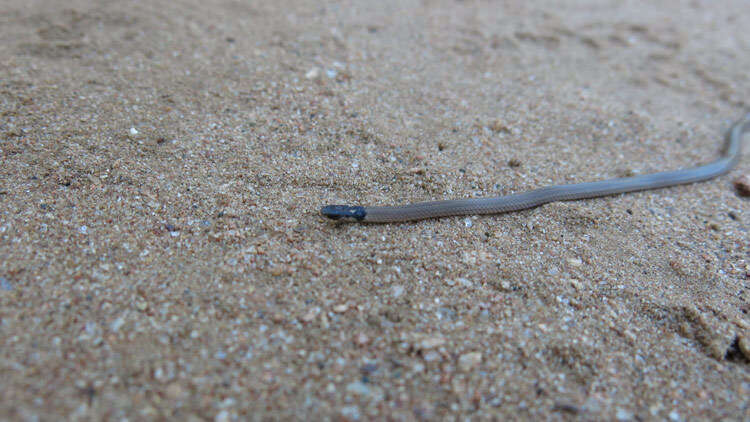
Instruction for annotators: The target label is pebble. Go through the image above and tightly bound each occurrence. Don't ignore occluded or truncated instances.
[408,167,425,174]
[346,381,369,396]
[489,119,510,133]
[391,285,404,298]
[340,405,360,420]
[567,258,583,267]
[215,410,230,422]
[346,381,384,401]
[508,158,522,167]
[333,304,348,313]
[464,218,473,228]
[457,278,472,288]
[734,174,750,196]
[418,337,446,350]
[738,336,750,360]
[354,333,369,346]
[616,408,633,421]
[305,67,320,79]
[423,351,442,362]
[129,127,139,136]
[166,382,186,400]
[623,329,637,342]
[0,277,13,291]
[110,316,126,332]
[458,352,482,372]
[301,308,319,322]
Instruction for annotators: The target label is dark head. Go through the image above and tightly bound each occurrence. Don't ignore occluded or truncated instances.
[320,205,367,222]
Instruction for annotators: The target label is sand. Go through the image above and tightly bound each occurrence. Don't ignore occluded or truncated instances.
[1,0,749,420]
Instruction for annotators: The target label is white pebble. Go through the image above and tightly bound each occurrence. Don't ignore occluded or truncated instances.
[616,408,633,421]
[418,337,446,350]
[458,352,482,372]
[110,316,126,332]
[214,410,230,422]
[305,67,320,79]
[340,406,360,420]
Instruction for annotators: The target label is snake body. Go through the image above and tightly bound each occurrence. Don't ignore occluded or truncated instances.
[321,115,749,223]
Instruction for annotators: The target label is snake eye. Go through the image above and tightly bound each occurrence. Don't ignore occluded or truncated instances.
[321,205,367,221]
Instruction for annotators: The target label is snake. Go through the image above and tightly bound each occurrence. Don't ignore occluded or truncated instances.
[321,114,749,223]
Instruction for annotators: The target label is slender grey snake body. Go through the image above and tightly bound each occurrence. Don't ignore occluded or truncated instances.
[322,114,749,223]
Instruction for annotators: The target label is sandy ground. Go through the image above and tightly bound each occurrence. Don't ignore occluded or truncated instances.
[1,0,749,420]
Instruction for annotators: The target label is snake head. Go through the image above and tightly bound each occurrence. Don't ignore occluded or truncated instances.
[320,205,367,222]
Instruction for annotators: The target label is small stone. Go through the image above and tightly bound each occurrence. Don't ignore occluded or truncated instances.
[623,329,637,342]
[391,285,404,298]
[129,127,139,136]
[408,167,425,175]
[489,119,510,133]
[616,408,633,421]
[418,337,446,350]
[270,313,285,323]
[707,338,725,360]
[305,67,320,79]
[165,382,186,400]
[333,304,348,313]
[154,366,170,382]
[567,258,583,267]
[457,278,472,288]
[345,381,384,401]
[423,351,442,362]
[0,277,13,291]
[346,381,370,396]
[340,405,360,420]
[668,411,681,422]
[738,336,750,360]
[110,316,126,332]
[464,218,473,228]
[301,308,319,322]
[734,174,750,196]
[135,300,148,311]
[569,278,582,290]
[458,352,482,372]
[79,225,88,234]
[5,127,22,138]
[141,406,158,417]
[354,333,369,346]
[215,410,230,422]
